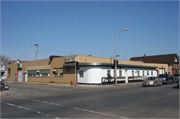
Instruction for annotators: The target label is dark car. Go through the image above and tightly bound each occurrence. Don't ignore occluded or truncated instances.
[173,74,180,83]
[159,74,173,84]
[177,79,180,89]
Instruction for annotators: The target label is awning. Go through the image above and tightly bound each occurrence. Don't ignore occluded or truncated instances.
[63,62,157,69]
[0,70,6,72]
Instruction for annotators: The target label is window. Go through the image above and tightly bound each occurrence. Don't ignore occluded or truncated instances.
[143,71,144,76]
[107,70,110,77]
[59,68,63,77]
[119,70,122,77]
[151,71,153,75]
[8,68,10,77]
[132,71,134,76]
[36,70,40,77]
[28,69,50,77]
[53,68,58,77]
[39,69,50,77]
[137,71,139,76]
[147,71,149,76]
[79,70,84,77]
[66,68,69,72]
[28,70,36,77]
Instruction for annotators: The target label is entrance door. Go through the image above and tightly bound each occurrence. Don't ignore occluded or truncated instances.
[15,74,17,81]
[159,68,165,75]
[23,74,25,82]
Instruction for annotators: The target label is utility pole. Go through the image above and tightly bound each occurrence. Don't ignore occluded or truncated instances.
[34,44,38,60]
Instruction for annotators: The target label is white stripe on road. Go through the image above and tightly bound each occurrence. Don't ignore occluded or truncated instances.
[1,101,61,119]
[13,95,127,119]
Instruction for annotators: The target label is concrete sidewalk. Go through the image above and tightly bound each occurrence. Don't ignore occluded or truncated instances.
[6,81,142,87]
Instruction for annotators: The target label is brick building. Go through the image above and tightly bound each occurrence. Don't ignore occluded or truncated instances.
[130,54,179,75]
[6,55,168,84]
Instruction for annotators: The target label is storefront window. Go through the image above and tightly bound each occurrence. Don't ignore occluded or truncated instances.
[53,68,58,77]
[79,70,84,77]
[28,69,50,77]
[28,70,36,77]
[39,69,50,77]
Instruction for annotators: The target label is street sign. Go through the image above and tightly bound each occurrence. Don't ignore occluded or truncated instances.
[116,55,119,57]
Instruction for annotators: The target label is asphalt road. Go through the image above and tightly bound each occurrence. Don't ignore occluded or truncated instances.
[1,81,179,119]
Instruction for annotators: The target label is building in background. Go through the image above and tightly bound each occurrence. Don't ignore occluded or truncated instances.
[0,61,7,80]
[6,55,168,84]
[130,54,179,75]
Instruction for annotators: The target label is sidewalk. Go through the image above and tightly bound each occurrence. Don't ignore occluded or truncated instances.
[6,81,142,87]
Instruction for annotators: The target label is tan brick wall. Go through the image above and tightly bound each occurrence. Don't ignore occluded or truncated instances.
[6,64,17,81]
[6,57,76,84]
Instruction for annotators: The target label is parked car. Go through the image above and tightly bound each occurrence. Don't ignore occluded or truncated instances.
[0,81,9,91]
[177,79,180,89]
[159,74,173,84]
[173,74,180,83]
[142,76,162,87]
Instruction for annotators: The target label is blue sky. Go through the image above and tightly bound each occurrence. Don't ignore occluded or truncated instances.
[1,1,179,61]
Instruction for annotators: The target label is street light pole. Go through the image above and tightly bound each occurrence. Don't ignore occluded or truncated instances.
[34,44,38,60]
[114,28,128,85]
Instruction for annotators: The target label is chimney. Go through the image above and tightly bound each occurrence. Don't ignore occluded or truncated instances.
[144,54,146,57]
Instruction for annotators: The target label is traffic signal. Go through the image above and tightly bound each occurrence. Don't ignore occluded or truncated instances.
[112,60,118,69]
[116,60,119,67]
[75,62,79,70]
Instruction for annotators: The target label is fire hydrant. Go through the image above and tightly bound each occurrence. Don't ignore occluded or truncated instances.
[70,80,73,86]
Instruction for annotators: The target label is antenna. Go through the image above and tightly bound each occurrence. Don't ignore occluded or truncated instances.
[34,44,38,60]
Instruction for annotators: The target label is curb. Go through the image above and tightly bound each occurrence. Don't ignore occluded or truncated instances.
[6,81,142,87]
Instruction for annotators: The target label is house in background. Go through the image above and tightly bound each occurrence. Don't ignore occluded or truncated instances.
[0,61,7,80]
[0,59,28,80]
[130,54,179,75]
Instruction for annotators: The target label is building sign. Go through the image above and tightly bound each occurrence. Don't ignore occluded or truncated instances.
[59,69,63,73]
[65,57,77,62]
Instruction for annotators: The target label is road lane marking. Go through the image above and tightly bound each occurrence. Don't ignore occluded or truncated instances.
[1,101,61,118]
[13,95,127,118]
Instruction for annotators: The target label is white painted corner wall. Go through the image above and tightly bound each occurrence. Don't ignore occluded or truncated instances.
[77,66,157,84]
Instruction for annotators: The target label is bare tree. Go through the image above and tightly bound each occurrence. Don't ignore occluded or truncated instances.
[0,55,10,62]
